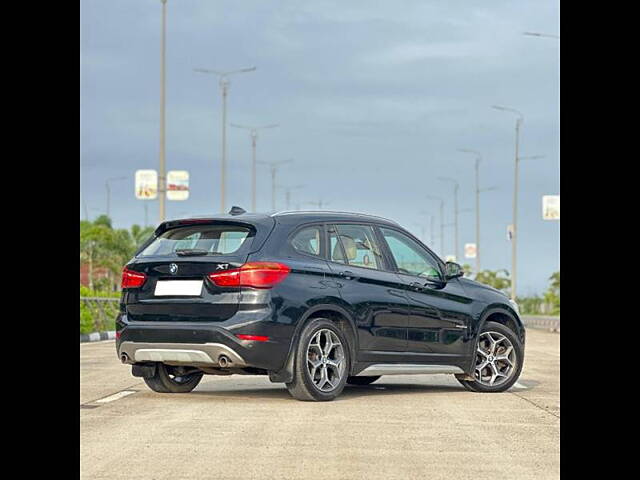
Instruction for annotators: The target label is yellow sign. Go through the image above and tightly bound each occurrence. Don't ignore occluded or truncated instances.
[135,170,158,200]
[542,195,560,220]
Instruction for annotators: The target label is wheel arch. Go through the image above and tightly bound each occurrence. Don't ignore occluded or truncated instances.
[463,305,525,375]
[268,303,358,383]
[479,305,525,344]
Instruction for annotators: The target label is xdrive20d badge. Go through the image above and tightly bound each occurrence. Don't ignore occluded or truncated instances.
[116,209,525,401]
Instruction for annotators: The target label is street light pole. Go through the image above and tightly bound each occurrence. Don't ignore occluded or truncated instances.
[221,77,228,212]
[413,223,426,244]
[231,123,279,212]
[258,159,293,211]
[278,184,305,210]
[418,211,434,248]
[459,149,482,272]
[438,177,460,261]
[457,148,496,273]
[430,214,434,248]
[158,0,167,222]
[106,177,127,219]
[425,195,444,256]
[492,105,524,300]
[194,66,256,213]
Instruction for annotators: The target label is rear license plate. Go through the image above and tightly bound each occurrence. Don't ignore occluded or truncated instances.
[154,280,203,296]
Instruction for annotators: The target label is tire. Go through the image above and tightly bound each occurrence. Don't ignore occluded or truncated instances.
[285,318,350,401]
[457,321,524,393]
[346,376,381,386]
[143,363,204,393]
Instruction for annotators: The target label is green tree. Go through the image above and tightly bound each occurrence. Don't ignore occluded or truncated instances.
[80,217,138,291]
[130,224,155,249]
[80,222,113,290]
[474,269,511,294]
[543,271,560,315]
[94,214,112,229]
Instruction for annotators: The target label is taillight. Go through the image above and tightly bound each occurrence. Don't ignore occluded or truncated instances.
[121,267,147,289]
[208,262,290,289]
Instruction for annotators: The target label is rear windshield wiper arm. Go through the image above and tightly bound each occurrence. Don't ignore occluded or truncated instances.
[175,249,211,256]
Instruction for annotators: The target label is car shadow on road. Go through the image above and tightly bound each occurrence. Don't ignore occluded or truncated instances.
[188,381,466,401]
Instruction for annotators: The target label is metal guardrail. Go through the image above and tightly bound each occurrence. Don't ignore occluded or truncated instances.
[80,296,119,333]
[522,315,560,332]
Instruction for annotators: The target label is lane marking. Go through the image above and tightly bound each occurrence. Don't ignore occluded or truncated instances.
[95,390,137,404]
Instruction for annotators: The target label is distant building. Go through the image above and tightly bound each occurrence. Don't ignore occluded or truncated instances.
[80,263,111,288]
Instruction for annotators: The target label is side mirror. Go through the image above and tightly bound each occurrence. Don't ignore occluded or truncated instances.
[445,262,464,279]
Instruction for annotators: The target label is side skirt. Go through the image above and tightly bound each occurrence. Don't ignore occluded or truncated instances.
[354,364,464,376]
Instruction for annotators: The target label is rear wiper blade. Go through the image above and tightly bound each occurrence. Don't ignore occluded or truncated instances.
[175,249,210,256]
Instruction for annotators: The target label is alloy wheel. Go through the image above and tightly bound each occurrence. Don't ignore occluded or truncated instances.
[306,329,345,392]
[474,331,517,387]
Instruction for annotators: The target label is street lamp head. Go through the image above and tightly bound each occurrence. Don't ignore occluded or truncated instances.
[523,32,560,39]
[106,176,127,184]
[437,176,458,186]
[492,105,524,121]
[458,148,482,162]
[194,66,256,78]
[279,184,305,191]
[231,123,279,138]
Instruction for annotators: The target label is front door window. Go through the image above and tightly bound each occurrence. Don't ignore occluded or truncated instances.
[380,228,442,281]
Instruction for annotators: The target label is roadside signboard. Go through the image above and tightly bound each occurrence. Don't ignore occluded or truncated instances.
[167,170,189,201]
[464,243,477,259]
[542,195,560,220]
[135,170,158,200]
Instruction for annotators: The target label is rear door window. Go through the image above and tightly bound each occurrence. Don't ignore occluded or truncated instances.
[290,225,323,257]
[329,227,347,264]
[332,224,385,270]
[138,225,252,257]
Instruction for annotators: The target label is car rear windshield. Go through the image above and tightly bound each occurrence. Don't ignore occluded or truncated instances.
[138,224,253,257]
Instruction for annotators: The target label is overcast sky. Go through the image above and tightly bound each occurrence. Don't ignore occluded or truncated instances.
[80,0,559,295]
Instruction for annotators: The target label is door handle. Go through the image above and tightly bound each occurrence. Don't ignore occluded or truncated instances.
[339,270,357,280]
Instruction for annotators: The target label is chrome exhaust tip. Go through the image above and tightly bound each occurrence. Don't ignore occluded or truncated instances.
[120,353,130,364]
[218,355,231,368]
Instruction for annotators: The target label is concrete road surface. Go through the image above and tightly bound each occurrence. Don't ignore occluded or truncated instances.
[80,328,559,480]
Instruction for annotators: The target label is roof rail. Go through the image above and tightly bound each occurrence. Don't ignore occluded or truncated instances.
[271,210,399,225]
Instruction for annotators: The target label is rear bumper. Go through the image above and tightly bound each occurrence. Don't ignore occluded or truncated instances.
[119,341,247,367]
[115,312,292,372]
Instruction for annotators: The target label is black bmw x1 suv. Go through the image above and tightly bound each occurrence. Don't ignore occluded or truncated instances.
[116,209,525,401]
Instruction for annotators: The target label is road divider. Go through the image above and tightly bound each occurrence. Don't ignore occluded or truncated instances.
[522,315,559,332]
[81,330,116,343]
